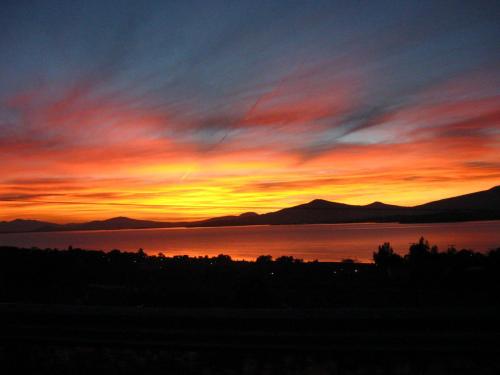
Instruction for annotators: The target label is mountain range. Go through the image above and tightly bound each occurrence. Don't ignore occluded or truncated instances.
[1,186,499,234]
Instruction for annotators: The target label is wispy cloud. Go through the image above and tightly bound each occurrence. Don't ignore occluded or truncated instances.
[0,0,499,221]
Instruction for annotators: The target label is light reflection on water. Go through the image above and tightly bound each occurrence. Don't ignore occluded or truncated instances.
[0,221,499,262]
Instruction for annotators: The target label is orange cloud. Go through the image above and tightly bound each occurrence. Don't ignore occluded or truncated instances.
[0,69,499,223]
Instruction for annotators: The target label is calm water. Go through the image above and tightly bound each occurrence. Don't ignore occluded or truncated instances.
[0,221,499,262]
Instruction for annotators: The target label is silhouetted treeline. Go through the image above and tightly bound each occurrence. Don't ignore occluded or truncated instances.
[0,238,499,307]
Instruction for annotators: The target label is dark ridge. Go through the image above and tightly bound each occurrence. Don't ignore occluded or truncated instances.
[294,199,352,209]
[239,212,259,217]
[416,185,500,211]
[364,201,402,209]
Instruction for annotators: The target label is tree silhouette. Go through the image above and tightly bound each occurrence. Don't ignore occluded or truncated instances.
[407,237,431,264]
[373,242,402,277]
[256,255,273,264]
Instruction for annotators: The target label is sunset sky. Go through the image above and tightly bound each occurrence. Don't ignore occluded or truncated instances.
[1,0,499,223]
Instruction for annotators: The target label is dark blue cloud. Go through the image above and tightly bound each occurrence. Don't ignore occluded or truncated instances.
[1,0,499,151]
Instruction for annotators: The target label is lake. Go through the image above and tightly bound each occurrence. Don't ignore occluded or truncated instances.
[0,221,499,262]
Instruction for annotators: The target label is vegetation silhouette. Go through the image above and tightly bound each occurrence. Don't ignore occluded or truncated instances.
[1,240,500,373]
[0,238,499,308]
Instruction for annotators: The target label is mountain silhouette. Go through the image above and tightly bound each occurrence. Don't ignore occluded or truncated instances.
[416,185,500,210]
[1,186,499,233]
[0,219,57,233]
[58,216,179,231]
[363,201,402,209]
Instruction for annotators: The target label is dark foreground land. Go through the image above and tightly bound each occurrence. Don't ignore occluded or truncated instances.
[1,239,500,374]
[2,304,500,374]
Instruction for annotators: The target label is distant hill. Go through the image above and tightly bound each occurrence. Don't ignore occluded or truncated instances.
[188,212,260,227]
[59,217,177,231]
[257,199,407,225]
[403,185,500,223]
[1,186,499,233]
[416,186,500,211]
[0,219,59,233]
[0,217,176,234]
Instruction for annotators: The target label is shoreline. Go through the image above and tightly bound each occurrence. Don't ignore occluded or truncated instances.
[1,217,499,235]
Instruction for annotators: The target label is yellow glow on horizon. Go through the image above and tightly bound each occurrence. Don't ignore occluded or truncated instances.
[1,79,498,223]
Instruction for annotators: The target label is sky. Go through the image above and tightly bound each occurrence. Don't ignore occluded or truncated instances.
[0,0,499,223]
